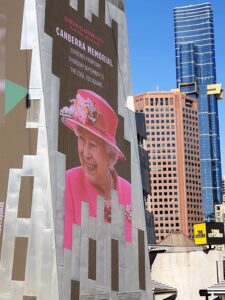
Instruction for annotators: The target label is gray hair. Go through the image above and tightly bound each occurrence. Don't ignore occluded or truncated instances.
[105,143,119,169]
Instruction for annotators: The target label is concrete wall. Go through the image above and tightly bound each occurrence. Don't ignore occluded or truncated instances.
[151,248,224,300]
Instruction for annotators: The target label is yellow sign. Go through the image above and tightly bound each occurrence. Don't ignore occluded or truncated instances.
[194,223,207,245]
[207,83,221,94]
[207,84,223,99]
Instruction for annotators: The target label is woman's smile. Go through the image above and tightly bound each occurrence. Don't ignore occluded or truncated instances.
[77,127,112,193]
[84,161,97,172]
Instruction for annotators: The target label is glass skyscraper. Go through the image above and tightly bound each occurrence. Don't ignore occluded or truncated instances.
[174,3,223,220]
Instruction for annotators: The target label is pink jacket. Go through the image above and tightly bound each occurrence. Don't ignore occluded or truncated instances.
[64,166,132,249]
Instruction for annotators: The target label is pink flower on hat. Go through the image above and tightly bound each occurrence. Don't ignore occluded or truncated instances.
[74,98,88,124]
[74,95,98,125]
[60,99,74,117]
[60,94,99,125]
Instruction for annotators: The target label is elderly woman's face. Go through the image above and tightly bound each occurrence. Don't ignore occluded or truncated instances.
[76,127,111,188]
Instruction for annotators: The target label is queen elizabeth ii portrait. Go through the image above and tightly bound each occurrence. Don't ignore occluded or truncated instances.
[60,89,132,250]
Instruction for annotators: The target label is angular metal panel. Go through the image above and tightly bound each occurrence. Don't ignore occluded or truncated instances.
[47,77,61,148]
[0,209,17,294]
[88,217,97,241]
[26,99,40,127]
[11,281,24,300]
[42,176,54,230]
[63,249,72,300]
[49,150,65,266]
[23,210,44,295]
[126,229,138,292]
[81,202,89,238]
[71,224,81,281]
[85,0,99,21]
[57,265,64,300]
[6,169,21,210]
[69,0,78,11]
[16,218,31,237]
[22,156,37,177]
[37,230,55,300]
[111,190,119,241]
[51,260,60,300]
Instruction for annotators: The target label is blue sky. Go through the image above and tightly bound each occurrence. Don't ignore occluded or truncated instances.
[126,0,225,174]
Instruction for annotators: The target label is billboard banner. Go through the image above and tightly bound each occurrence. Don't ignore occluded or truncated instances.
[0,1,152,298]
[44,0,132,249]
[194,222,225,245]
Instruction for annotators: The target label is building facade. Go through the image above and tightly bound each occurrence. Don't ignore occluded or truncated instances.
[223,176,225,201]
[0,1,153,299]
[134,91,203,242]
[151,244,224,300]
[174,3,223,220]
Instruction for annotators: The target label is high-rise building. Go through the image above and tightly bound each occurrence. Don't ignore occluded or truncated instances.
[223,176,225,201]
[174,3,223,221]
[134,91,203,242]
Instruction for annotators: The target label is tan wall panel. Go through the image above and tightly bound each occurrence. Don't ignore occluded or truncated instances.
[12,237,28,281]
[138,230,145,290]
[111,239,119,291]
[71,280,80,300]
[88,238,96,280]
[17,176,34,218]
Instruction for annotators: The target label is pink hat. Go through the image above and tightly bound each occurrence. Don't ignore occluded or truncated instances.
[60,89,125,159]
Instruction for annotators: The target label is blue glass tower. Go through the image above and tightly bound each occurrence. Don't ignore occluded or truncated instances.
[174,3,223,220]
